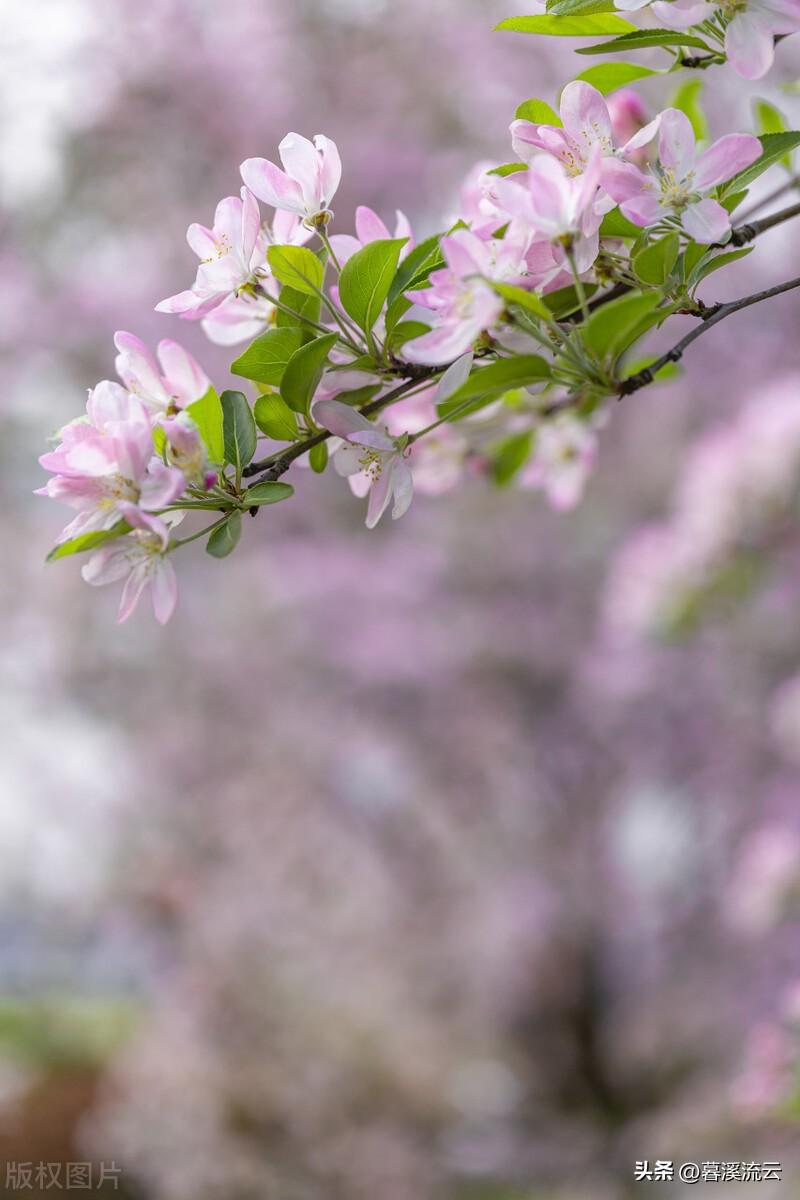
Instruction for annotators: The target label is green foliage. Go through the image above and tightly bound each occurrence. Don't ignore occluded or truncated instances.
[493,281,553,320]
[633,233,680,285]
[47,520,131,563]
[487,162,529,177]
[670,79,708,141]
[575,28,710,53]
[388,320,431,350]
[575,61,658,93]
[230,328,305,386]
[547,0,618,14]
[275,285,322,340]
[582,291,664,364]
[206,511,242,558]
[438,356,551,419]
[309,441,329,473]
[515,98,561,125]
[280,332,339,414]
[599,209,642,239]
[221,389,257,473]
[242,481,295,506]
[720,131,800,195]
[253,392,300,440]
[339,238,408,333]
[752,103,794,170]
[267,245,325,296]
[543,283,599,318]
[490,430,534,485]
[386,234,444,305]
[496,13,636,35]
[685,245,754,289]
[185,386,224,464]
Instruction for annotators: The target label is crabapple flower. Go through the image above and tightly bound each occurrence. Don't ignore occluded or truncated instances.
[313,400,414,529]
[81,508,181,626]
[162,413,217,490]
[402,226,534,366]
[510,82,659,184]
[37,386,185,541]
[241,133,342,224]
[520,414,597,510]
[616,0,800,78]
[114,332,210,414]
[328,206,414,266]
[600,109,761,243]
[199,209,311,345]
[495,152,603,273]
[156,188,266,320]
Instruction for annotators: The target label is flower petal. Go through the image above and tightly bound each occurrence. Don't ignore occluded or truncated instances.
[240,157,305,214]
[658,108,696,180]
[694,134,762,190]
[682,197,731,244]
[725,11,776,78]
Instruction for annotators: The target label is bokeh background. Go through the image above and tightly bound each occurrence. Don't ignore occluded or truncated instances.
[3,1,800,1196]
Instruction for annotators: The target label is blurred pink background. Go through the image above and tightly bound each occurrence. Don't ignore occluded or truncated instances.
[3,1,800,1196]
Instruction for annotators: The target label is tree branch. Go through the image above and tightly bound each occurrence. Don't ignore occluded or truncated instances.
[242,375,437,483]
[618,275,800,397]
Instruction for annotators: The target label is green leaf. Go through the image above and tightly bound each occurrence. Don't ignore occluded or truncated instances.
[280,331,339,414]
[721,131,800,194]
[490,431,534,486]
[575,62,658,94]
[583,291,664,362]
[206,512,242,558]
[47,520,131,563]
[438,355,551,419]
[670,79,708,142]
[221,390,257,472]
[633,233,680,286]
[575,28,710,53]
[543,283,599,318]
[388,320,430,350]
[338,238,407,334]
[186,386,224,464]
[309,442,329,474]
[384,293,413,338]
[515,98,561,125]
[275,285,322,340]
[230,327,305,386]
[548,0,617,13]
[688,245,754,287]
[493,281,552,320]
[599,209,643,239]
[386,234,444,306]
[242,481,295,506]
[486,162,529,177]
[253,392,300,440]
[267,245,324,297]
[496,14,636,35]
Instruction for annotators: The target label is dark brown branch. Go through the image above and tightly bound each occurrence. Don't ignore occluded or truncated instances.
[618,275,800,397]
[726,200,800,247]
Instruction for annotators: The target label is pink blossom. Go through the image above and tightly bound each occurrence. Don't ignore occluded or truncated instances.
[81,508,180,625]
[37,385,185,542]
[162,413,218,489]
[606,89,651,157]
[617,0,800,78]
[520,414,597,510]
[155,188,267,320]
[401,226,533,366]
[313,399,414,528]
[510,82,659,181]
[241,133,342,222]
[329,205,414,266]
[495,153,603,273]
[601,109,761,242]
[114,332,210,413]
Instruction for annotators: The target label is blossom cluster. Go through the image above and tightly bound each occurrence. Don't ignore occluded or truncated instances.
[37,9,800,623]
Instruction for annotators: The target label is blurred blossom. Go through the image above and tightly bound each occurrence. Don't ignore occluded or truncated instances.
[4,0,800,1195]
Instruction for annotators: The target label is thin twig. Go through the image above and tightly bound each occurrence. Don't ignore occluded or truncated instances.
[618,275,800,397]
